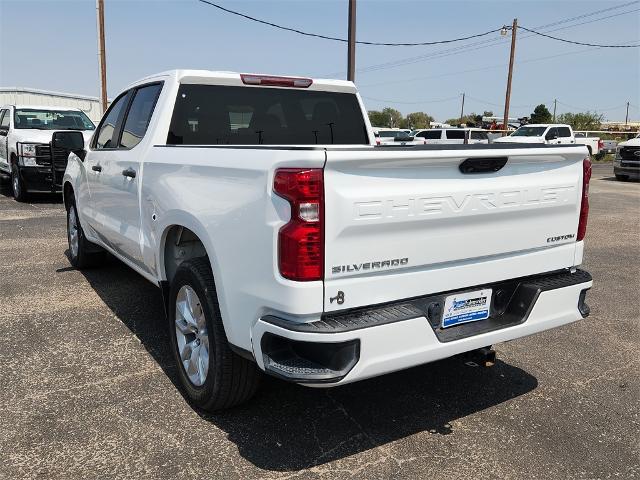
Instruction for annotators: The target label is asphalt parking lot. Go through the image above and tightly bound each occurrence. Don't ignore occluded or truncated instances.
[0,163,638,480]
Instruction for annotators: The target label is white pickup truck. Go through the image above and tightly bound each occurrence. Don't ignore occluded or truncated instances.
[0,105,95,201]
[59,70,593,410]
[494,123,603,157]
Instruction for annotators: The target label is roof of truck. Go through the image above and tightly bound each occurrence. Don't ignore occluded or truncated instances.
[125,69,357,94]
[523,124,572,128]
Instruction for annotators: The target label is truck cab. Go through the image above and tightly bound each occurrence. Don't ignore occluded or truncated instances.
[0,105,95,201]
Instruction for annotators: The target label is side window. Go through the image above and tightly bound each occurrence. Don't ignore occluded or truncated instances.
[94,92,130,149]
[0,110,9,129]
[470,131,488,140]
[120,83,162,149]
[545,127,558,140]
[423,130,442,139]
[445,130,466,140]
[558,127,572,138]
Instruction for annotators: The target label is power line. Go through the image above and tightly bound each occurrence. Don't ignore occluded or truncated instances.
[344,7,640,76]
[358,39,638,88]
[555,100,632,113]
[532,0,639,29]
[197,0,502,46]
[518,25,639,48]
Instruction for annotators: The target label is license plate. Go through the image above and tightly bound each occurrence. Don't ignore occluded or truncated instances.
[441,289,492,328]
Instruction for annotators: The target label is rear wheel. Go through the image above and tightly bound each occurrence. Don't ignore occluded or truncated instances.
[11,162,27,202]
[615,174,628,181]
[66,194,105,268]
[169,257,261,411]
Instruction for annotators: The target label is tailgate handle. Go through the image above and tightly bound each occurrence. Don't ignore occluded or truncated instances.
[459,157,508,174]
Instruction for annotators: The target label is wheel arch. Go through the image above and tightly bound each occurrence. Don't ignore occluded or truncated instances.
[158,219,232,332]
[63,181,74,211]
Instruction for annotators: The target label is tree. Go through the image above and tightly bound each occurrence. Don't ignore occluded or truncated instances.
[556,111,604,131]
[530,104,552,124]
[446,112,484,127]
[382,107,403,128]
[404,112,433,129]
[368,110,388,127]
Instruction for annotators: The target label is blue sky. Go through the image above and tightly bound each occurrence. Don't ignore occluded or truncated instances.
[1,0,638,122]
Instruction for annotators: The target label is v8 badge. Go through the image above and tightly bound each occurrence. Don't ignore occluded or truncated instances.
[330,291,345,305]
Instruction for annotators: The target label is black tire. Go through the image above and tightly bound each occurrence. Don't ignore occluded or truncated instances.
[168,257,261,411]
[66,193,106,268]
[11,162,28,202]
[615,174,628,181]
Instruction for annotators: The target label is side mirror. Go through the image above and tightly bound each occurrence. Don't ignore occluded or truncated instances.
[52,131,86,160]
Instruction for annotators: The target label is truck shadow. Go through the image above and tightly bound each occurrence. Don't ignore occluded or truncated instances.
[73,255,538,472]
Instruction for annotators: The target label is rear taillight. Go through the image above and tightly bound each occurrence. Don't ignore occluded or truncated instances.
[598,139,604,151]
[577,158,592,241]
[273,168,324,281]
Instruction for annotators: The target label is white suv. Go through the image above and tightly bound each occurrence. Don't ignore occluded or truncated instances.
[412,128,489,145]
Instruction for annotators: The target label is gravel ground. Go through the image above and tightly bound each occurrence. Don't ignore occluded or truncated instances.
[0,163,638,480]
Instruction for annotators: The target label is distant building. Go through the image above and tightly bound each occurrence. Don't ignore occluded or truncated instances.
[601,121,640,131]
[0,87,106,124]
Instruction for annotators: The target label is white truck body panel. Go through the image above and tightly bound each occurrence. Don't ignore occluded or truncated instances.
[322,146,585,312]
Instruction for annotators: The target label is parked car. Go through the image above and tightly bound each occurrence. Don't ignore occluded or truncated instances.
[0,105,94,201]
[61,69,593,410]
[575,132,604,158]
[412,128,489,145]
[614,134,640,180]
[373,128,420,146]
[494,124,575,145]
[602,139,617,155]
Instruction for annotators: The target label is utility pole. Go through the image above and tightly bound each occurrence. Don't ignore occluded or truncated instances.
[502,18,517,135]
[460,92,465,123]
[625,101,630,125]
[347,0,356,82]
[96,0,108,114]
[553,99,557,122]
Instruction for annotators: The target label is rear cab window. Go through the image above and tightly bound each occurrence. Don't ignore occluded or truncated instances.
[470,131,488,140]
[167,84,369,145]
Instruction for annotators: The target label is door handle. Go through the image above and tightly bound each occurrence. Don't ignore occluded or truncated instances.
[122,167,136,178]
[92,165,102,172]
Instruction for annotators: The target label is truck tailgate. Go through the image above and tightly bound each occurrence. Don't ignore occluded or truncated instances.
[323,145,588,312]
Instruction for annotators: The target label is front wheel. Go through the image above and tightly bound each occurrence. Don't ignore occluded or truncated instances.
[66,195,105,268]
[169,257,261,411]
[11,163,27,202]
